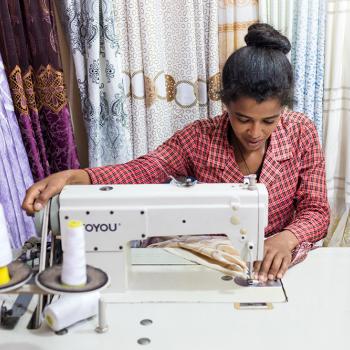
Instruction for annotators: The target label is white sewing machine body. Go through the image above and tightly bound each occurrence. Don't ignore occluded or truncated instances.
[44,181,287,303]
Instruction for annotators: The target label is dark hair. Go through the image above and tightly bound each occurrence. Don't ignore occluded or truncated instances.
[221,23,294,106]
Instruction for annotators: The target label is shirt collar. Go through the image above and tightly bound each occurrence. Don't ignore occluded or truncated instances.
[207,111,292,171]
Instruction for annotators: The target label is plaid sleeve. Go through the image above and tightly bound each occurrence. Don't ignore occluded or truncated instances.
[284,121,330,244]
[85,121,200,184]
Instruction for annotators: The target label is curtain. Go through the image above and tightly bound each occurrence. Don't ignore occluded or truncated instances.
[112,0,222,158]
[218,0,258,71]
[56,0,132,167]
[0,0,79,182]
[258,0,326,140]
[323,0,350,247]
[0,54,36,248]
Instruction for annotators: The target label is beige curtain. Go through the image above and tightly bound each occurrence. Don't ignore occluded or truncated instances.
[218,0,258,71]
[112,0,222,158]
[323,0,350,247]
[258,0,294,39]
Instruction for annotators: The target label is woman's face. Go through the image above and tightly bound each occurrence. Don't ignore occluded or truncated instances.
[226,96,282,153]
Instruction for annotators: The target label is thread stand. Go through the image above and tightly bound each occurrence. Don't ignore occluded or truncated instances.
[0,261,32,293]
[35,264,109,295]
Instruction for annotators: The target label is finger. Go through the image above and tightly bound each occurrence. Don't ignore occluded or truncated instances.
[267,255,283,280]
[253,261,262,279]
[34,184,60,209]
[22,182,48,215]
[258,252,275,282]
[277,256,291,279]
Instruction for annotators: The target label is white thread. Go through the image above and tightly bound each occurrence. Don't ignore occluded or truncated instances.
[0,204,12,267]
[61,220,87,286]
[44,293,99,331]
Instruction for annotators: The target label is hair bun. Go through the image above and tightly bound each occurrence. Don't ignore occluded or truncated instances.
[245,23,291,54]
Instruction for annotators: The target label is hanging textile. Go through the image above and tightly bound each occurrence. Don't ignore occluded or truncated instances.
[0,0,79,181]
[258,0,326,140]
[218,0,258,71]
[56,0,132,167]
[111,0,222,158]
[0,55,36,248]
[323,0,350,247]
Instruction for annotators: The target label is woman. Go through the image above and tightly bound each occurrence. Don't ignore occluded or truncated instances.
[22,23,330,282]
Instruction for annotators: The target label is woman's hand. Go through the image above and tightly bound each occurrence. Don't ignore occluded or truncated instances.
[253,230,299,282]
[22,169,91,215]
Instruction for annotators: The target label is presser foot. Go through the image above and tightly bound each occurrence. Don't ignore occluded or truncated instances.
[234,276,255,287]
[234,276,281,287]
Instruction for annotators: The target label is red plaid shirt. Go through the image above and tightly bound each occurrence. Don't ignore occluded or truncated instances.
[86,110,330,261]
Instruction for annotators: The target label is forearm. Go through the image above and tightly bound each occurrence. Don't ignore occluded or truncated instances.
[277,230,299,251]
[65,169,92,185]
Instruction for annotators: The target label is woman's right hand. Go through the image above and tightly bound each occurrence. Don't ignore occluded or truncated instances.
[22,169,91,215]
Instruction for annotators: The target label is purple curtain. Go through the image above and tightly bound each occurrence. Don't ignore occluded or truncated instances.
[0,0,79,181]
[0,53,36,248]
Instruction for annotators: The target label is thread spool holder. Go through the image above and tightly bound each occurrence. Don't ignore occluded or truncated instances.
[33,200,110,331]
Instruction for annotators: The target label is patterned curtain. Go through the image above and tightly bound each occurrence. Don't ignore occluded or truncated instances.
[112,0,222,158]
[0,0,79,181]
[0,55,36,248]
[56,0,132,167]
[218,0,258,71]
[323,0,350,247]
[258,0,326,140]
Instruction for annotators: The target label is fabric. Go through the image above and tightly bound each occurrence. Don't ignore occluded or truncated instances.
[218,0,258,71]
[147,235,247,278]
[258,0,326,140]
[56,0,132,167]
[323,0,350,247]
[86,110,330,250]
[0,55,36,248]
[111,0,222,159]
[0,0,79,181]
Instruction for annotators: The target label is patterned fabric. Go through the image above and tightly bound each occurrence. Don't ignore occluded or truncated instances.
[0,0,79,181]
[86,109,330,248]
[218,0,258,70]
[258,0,326,141]
[147,235,247,278]
[0,56,36,248]
[111,0,222,159]
[323,0,350,247]
[56,0,132,167]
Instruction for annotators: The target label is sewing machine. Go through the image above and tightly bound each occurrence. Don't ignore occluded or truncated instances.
[30,177,287,305]
[1,180,350,349]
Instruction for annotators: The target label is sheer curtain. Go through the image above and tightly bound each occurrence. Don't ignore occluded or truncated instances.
[323,0,350,247]
[258,0,326,139]
[112,0,222,158]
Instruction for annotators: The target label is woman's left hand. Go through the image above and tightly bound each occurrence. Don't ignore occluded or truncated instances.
[253,230,299,282]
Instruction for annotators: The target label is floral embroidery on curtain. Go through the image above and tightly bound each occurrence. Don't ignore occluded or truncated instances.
[56,0,132,167]
[0,0,79,181]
